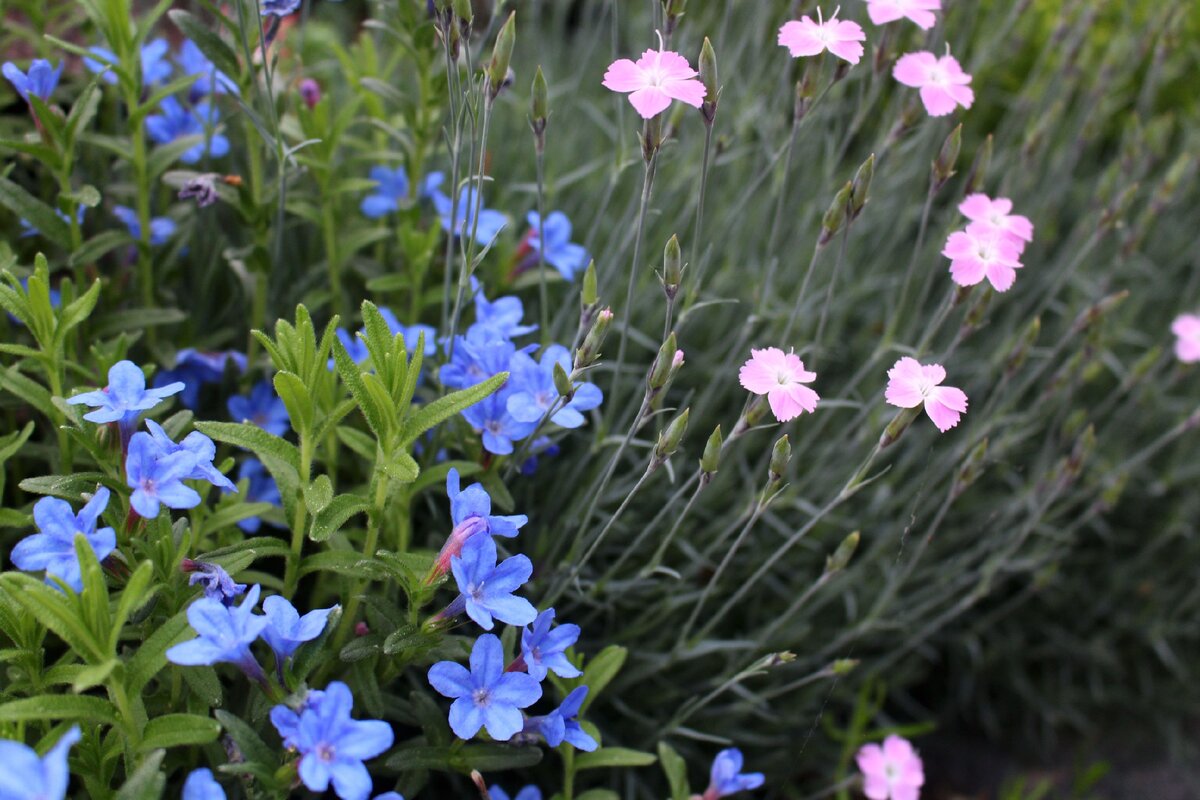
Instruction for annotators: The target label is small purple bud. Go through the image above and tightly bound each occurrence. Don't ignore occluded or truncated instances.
[298,78,321,110]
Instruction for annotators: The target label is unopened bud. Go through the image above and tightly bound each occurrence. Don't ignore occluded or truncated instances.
[298,78,320,109]
[880,406,921,448]
[663,0,687,36]
[642,115,663,162]
[951,437,988,500]
[795,64,818,122]
[965,133,993,195]
[574,308,613,370]
[700,424,723,476]
[471,770,489,798]
[699,37,718,124]
[661,234,683,299]
[648,332,679,391]
[530,66,548,144]
[553,361,573,399]
[819,181,853,246]
[451,0,472,25]
[768,434,791,484]
[1071,290,1129,335]
[762,651,796,668]
[932,123,961,191]
[961,288,991,336]
[850,153,874,220]
[1099,183,1138,232]
[830,658,859,676]
[654,408,690,464]
[573,263,594,311]
[825,531,860,573]
[487,11,516,101]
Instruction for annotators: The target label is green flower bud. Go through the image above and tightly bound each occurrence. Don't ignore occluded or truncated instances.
[699,37,718,124]
[581,260,598,308]
[700,424,723,476]
[850,153,874,220]
[769,434,791,483]
[819,181,853,246]
[951,437,988,500]
[574,307,612,371]
[654,408,690,464]
[932,123,961,190]
[648,332,678,391]
[642,115,663,163]
[487,11,516,101]
[831,658,859,676]
[530,65,548,142]
[451,0,471,24]
[824,531,860,573]
[1005,316,1040,377]
[553,361,573,399]
[661,234,683,299]
[880,406,921,448]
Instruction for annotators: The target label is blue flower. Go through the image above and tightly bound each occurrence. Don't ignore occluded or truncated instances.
[84,39,172,86]
[66,360,184,433]
[10,489,116,593]
[261,0,302,15]
[112,205,176,246]
[520,608,581,681]
[0,725,80,800]
[183,559,247,605]
[154,349,247,409]
[461,390,537,456]
[525,211,588,281]
[268,682,395,800]
[427,633,542,741]
[527,686,597,751]
[143,420,236,492]
[439,327,520,390]
[261,595,337,661]
[472,278,537,338]
[489,788,541,800]
[178,40,239,98]
[125,431,202,518]
[506,345,603,429]
[145,97,230,164]
[182,768,226,800]
[707,749,765,797]
[447,468,526,539]
[447,534,536,630]
[2,59,63,103]
[433,185,507,245]
[167,584,268,678]
[19,207,84,239]
[236,458,282,533]
[228,380,290,436]
[360,166,409,218]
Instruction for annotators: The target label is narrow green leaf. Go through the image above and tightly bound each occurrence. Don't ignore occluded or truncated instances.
[0,694,119,724]
[574,747,657,770]
[399,372,508,448]
[0,176,69,243]
[309,494,371,542]
[140,714,221,751]
[658,741,691,800]
[214,710,276,766]
[167,10,242,89]
[577,645,627,714]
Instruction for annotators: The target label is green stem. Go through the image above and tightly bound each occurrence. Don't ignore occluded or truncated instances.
[283,434,312,598]
[535,146,549,343]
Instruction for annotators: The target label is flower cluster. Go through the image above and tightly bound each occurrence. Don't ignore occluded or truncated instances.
[426,473,596,751]
[942,193,1034,292]
[441,281,603,456]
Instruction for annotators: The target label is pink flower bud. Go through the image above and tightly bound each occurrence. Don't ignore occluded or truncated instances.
[298,78,320,109]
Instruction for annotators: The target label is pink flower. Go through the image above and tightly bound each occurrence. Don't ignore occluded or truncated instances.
[959,193,1034,252]
[865,0,941,30]
[941,225,1024,292]
[739,347,820,422]
[1172,314,1200,363]
[856,735,926,800]
[778,9,867,65]
[885,357,968,433]
[892,51,974,116]
[602,48,706,120]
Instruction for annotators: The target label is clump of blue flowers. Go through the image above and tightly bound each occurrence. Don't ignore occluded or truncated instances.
[10,489,116,592]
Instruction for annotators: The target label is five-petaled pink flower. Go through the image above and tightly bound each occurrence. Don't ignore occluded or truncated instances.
[885,357,968,433]
[778,9,867,65]
[739,347,820,422]
[856,735,926,800]
[893,51,974,116]
[1172,314,1200,364]
[866,0,941,30]
[942,225,1024,292]
[959,193,1034,252]
[602,48,706,120]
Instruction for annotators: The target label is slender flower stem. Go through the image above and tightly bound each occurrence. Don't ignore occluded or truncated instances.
[884,180,937,344]
[535,146,549,342]
[814,221,852,357]
[606,143,658,428]
[683,122,715,310]
[447,87,494,350]
[781,242,826,343]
